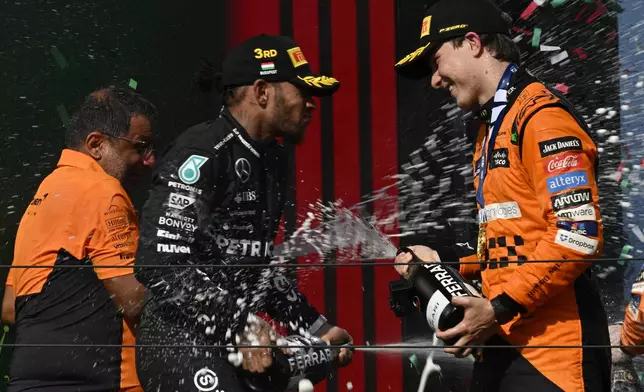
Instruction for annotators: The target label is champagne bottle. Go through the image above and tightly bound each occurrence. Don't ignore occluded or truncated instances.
[401,247,477,344]
[240,335,343,392]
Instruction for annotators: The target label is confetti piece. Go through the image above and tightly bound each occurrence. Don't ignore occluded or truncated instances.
[572,48,588,59]
[620,245,634,259]
[409,354,421,373]
[49,46,68,69]
[621,179,631,190]
[606,0,624,13]
[550,51,569,65]
[520,1,539,19]
[555,83,569,94]
[56,104,69,125]
[551,0,567,7]
[586,0,607,23]
[128,78,138,90]
[511,26,533,36]
[531,28,542,48]
[575,4,590,21]
[634,227,644,243]
[540,44,561,52]
[0,325,8,356]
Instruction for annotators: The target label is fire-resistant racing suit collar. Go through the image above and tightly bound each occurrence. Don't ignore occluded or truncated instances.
[475,67,538,125]
[219,105,278,156]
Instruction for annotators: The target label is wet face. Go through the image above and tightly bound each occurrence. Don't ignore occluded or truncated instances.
[270,82,316,145]
[429,36,483,109]
[100,114,156,186]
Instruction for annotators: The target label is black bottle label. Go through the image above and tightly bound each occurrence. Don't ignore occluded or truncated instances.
[421,263,471,299]
[412,263,475,332]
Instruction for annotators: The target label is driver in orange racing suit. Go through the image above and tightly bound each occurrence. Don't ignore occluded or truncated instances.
[393,0,610,391]
[610,265,644,388]
[620,266,644,355]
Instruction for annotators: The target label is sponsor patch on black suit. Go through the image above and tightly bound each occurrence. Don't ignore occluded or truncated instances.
[489,148,510,169]
[539,136,582,158]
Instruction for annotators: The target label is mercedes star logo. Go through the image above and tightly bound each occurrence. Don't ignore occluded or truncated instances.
[235,158,251,183]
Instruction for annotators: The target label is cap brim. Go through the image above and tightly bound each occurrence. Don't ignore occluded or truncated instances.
[394,42,434,79]
[292,73,341,97]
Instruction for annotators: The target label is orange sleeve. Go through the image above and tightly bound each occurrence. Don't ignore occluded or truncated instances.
[501,107,603,313]
[85,180,139,280]
[459,253,481,277]
[622,268,644,355]
[5,267,14,287]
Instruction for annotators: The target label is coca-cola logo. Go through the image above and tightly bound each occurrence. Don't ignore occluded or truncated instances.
[543,152,581,174]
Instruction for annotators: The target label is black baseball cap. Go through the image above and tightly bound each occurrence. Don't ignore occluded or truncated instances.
[222,34,340,97]
[395,0,511,79]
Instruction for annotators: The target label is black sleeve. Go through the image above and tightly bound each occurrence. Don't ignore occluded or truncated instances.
[434,238,478,262]
[257,266,327,336]
[135,145,243,343]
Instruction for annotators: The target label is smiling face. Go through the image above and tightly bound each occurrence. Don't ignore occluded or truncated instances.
[429,36,484,109]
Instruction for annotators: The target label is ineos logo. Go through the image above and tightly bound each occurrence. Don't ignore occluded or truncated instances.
[235,158,251,183]
[193,368,220,392]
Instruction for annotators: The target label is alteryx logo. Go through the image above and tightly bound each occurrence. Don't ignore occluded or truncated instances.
[546,171,589,194]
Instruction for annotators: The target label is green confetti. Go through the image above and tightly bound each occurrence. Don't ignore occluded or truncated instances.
[551,0,567,7]
[49,46,68,69]
[409,354,420,373]
[128,78,138,90]
[56,104,70,126]
[606,0,624,13]
[2,326,7,333]
[619,244,634,265]
[621,244,634,256]
[0,325,8,356]
[532,28,542,48]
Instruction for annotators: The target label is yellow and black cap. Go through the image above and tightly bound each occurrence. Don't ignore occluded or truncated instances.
[395,0,511,79]
[222,34,340,97]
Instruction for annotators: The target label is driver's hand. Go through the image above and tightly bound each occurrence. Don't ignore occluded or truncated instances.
[239,318,281,373]
[394,245,441,279]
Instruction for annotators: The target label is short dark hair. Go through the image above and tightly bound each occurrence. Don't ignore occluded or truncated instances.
[222,86,248,107]
[65,87,158,149]
[452,33,521,65]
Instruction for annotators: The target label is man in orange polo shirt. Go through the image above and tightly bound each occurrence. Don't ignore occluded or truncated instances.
[6,87,157,392]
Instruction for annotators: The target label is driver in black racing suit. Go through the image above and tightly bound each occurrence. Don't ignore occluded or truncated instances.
[134,34,353,392]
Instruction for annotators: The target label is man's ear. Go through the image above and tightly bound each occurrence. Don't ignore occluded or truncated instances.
[85,132,106,160]
[464,32,484,57]
[251,79,270,108]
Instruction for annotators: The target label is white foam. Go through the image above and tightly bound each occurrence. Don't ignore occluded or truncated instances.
[298,378,314,392]
[417,335,442,392]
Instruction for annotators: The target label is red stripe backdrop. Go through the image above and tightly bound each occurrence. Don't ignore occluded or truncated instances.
[292,0,328,387]
[330,0,365,390]
[226,1,402,390]
[369,0,403,390]
[226,0,280,48]
[290,1,328,387]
